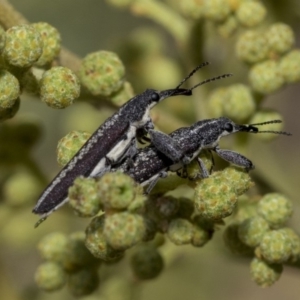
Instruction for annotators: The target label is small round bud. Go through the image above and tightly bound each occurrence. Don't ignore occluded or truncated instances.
[37,232,69,263]
[207,87,228,118]
[32,22,61,66]
[223,84,255,123]
[0,69,20,121]
[0,25,5,52]
[236,30,269,64]
[257,193,293,228]
[3,25,43,67]
[250,257,282,287]
[79,51,125,96]
[266,23,295,55]
[167,218,194,245]
[223,223,254,255]
[249,110,284,141]
[35,262,66,292]
[218,16,238,38]
[40,66,80,109]
[280,228,300,262]
[97,172,136,210]
[104,212,146,250]
[258,229,293,263]
[4,171,42,207]
[249,60,284,94]
[85,215,124,262]
[232,196,258,223]
[130,245,164,280]
[57,130,91,166]
[203,0,231,22]
[155,196,179,219]
[236,1,267,27]
[191,223,212,247]
[279,49,300,83]
[238,216,269,247]
[68,268,99,297]
[110,81,134,107]
[69,177,101,217]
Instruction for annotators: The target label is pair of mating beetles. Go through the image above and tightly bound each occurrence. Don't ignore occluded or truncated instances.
[33,63,290,225]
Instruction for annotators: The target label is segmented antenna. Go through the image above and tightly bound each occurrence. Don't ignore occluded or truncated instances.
[175,62,210,89]
[248,120,292,136]
[189,73,233,91]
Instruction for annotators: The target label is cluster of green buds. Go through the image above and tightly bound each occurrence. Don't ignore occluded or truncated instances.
[224,193,299,287]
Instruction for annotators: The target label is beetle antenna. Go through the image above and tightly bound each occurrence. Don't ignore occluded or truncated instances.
[189,73,233,91]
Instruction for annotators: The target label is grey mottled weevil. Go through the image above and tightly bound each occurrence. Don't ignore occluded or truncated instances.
[33,62,231,225]
[114,117,291,193]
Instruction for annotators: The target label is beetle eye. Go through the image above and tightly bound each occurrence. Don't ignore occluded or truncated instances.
[224,122,233,132]
[151,92,160,102]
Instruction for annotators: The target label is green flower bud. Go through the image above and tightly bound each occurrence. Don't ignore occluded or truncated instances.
[37,232,69,263]
[280,228,300,262]
[258,229,293,263]
[167,218,194,245]
[257,193,293,228]
[97,172,136,210]
[3,25,43,67]
[20,69,40,95]
[155,196,179,219]
[223,223,254,256]
[218,16,238,38]
[207,87,228,118]
[40,66,80,109]
[266,23,295,55]
[4,170,42,207]
[0,97,19,121]
[238,216,269,247]
[249,110,284,141]
[250,257,282,287]
[104,212,146,250]
[191,223,212,247]
[57,130,91,166]
[68,267,99,297]
[223,84,255,123]
[279,49,300,83]
[249,60,284,94]
[0,25,5,52]
[110,81,134,107]
[85,215,124,262]
[236,30,269,64]
[236,1,267,27]
[32,22,61,66]
[203,0,231,22]
[0,69,20,114]
[232,195,259,223]
[35,262,66,292]
[79,51,125,96]
[130,245,164,280]
[69,177,101,217]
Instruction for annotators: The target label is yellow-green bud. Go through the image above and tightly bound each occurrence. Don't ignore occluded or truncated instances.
[223,84,255,123]
[258,229,293,263]
[236,1,267,27]
[257,193,293,228]
[97,172,137,210]
[40,66,80,109]
[130,245,164,280]
[238,216,269,247]
[279,50,300,83]
[32,22,61,66]
[110,81,134,107]
[207,87,228,118]
[79,51,125,96]
[223,223,254,255]
[266,23,295,55]
[104,212,146,250]
[57,130,91,166]
[0,69,20,121]
[4,171,42,207]
[191,223,212,247]
[85,215,124,262]
[249,60,284,94]
[236,30,269,64]
[167,218,194,245]
[218,16,238,38]
[280,228,300,263]
[232,195,259,223]
[3,25,43,67]
[68,267,99,297]
[35,262,66,292]
[203,0,231,22]
[69,177,102,217]
[250,257,282,287]
[249,110,284,141]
